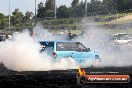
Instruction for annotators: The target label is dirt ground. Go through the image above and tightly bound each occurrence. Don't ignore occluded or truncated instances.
[0,64,132,88]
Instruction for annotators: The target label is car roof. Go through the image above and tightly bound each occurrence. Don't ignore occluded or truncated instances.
[39,40,79,43]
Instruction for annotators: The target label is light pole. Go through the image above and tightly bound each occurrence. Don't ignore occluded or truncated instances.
[54,0,56,19]
[9,0,11,29]
[85,0,87,18]
[35,0,36,17]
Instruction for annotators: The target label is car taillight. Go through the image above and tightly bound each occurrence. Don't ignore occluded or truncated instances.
[52,52,57,58]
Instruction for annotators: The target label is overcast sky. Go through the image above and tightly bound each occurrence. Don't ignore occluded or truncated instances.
[0,0,90,15]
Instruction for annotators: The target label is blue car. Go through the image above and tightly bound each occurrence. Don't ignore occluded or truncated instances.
[40,41,100,66]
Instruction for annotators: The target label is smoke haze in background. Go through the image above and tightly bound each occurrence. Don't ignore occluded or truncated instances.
[0,19,132,71]
[33,23,68,41]
[75,18,132,67]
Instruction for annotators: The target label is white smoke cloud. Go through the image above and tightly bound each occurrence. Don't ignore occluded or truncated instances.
[0,30,77,71]
[0,19,132,71]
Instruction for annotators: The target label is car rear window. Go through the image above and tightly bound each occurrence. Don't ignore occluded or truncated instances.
[40,42,54,51]
[56,42,79,51]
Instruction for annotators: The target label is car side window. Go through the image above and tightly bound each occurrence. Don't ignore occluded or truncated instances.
[56,42,78,51]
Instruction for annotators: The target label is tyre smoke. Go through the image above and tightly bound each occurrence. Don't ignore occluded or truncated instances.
[0,19,131,71]
[0,30,77,71]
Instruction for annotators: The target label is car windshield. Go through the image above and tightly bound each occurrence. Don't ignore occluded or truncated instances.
[56,42,87,51]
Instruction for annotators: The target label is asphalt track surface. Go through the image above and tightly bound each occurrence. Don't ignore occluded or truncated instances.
[0,64,132,88]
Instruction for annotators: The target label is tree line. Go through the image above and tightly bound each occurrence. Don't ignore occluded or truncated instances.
[37,0,132,19]
[0,0,132,30]
[0,9,33,30]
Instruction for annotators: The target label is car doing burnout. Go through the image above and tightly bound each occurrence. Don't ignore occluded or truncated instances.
[39,41,100,66]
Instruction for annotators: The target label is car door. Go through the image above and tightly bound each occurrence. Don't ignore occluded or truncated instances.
[71,43,93,59]
[55,42,74,58]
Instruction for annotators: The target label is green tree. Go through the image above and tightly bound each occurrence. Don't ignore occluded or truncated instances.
[103,0,117,13]
[70,1,85,17]
[11,9,23,25]
[23,11,33,22]
[45,0,54,10]
[45,0,54,17]
[71,0,79,7]
[116,0,132,12]
[57,5,70,18]
[37,2,46,19]
[89,0,102,13]
[0,13,5,20]
[0,13,6,29]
